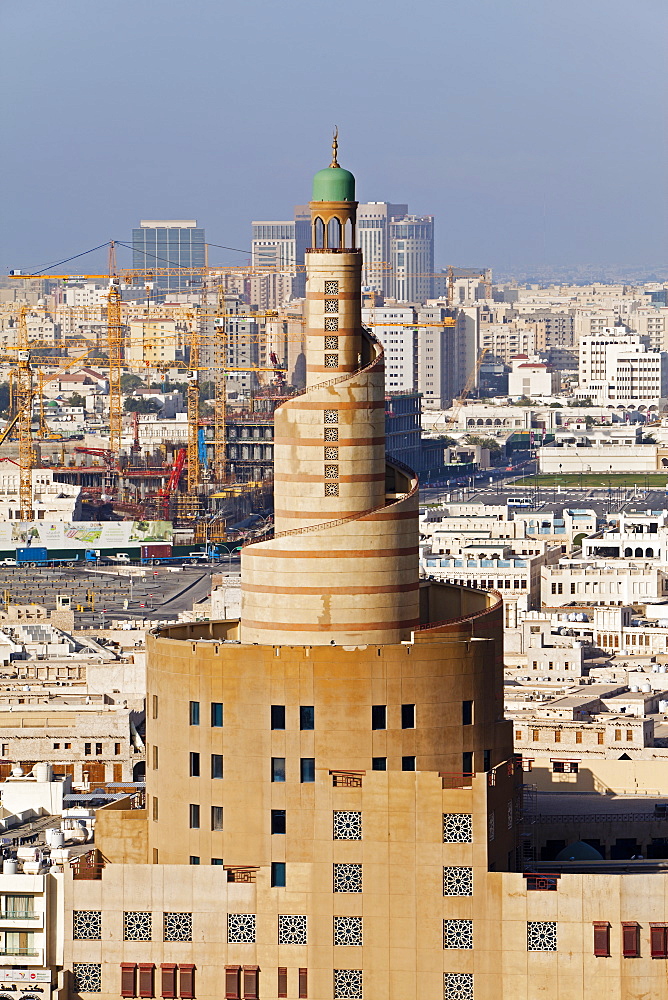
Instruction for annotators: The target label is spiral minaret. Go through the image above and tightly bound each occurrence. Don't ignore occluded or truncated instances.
[241,138,420,644]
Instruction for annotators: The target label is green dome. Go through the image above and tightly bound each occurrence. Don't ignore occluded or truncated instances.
[312,165,355,202]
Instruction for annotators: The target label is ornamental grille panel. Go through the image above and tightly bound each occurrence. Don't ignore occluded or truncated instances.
[443,813,473,843]
[163,912,192,942]
[325,299,339,313]
[278,914,307,945]
[325,354,339,368]
[527,921,557,951]
[228,913,256,943]
[324,447,339,460]
[325,483,339,496]
[507,800,513,829]
[324,427,339,441]
[443,867,473,896]
[488,811,495,841]
[334,969,362,998]
[124,911,151,940]
[325,336,339,349]
[73,963,102,993]
[73,910,102,940]
[334,916,363,946]
[444,919,473,949]
[444,972,474,1000]
[334,810,362,840]
[325,281,339,295]
[325,317,339,331]
[324,409,339,424]
[325,465,339,479]
[333,863,362,892]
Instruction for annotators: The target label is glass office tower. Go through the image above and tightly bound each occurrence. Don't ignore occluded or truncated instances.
[131,220,206,295]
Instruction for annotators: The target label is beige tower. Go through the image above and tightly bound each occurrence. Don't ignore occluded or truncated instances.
[241,136,420,645]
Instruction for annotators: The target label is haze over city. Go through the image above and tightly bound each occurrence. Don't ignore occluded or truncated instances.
[4,0,668,277]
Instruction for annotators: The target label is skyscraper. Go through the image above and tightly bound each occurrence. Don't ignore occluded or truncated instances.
[390,214,434,302]
[131,219,205,295]
[357,201,408,296]
[250,222,296,271]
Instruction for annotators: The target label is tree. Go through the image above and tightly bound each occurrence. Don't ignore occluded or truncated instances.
[549,402,563,408]
[124,397,162,414]
[121,373,145,394]
[466,435,501,451]
[437,435,457,447]
[67,392,86,409]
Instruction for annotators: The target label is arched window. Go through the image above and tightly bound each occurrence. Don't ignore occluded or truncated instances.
[635,547,643,558]
[646,548,654,558]
[624,547,632,557]
[313,217,325,248]
[344,218,354,249]
[477,419,484,426]
[327,217,342,249]
[494,419,501,426]
[485,419,492,426]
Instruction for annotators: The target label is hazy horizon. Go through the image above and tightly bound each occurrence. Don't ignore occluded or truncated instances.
[3,0,667,279]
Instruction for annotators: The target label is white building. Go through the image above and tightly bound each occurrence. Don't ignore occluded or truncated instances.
[126,319,181,366]
[389,215,434,303]
[507,354,560,398]
[542,559,668,607]
[361,306,416,392]
[357,202,407,296]
[415,306,454,408]
[578,326,668,407]
[0,470,80,522]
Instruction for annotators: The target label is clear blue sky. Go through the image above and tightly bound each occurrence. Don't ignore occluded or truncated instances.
[3,0,667,276]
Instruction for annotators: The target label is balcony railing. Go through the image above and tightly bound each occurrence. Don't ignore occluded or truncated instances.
[0,949,40,957]
[0,912,38,920]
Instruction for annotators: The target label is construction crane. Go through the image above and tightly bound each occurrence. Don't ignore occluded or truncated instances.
[442,348,490,431]
[15,307,34,520]
[156,447,186,519]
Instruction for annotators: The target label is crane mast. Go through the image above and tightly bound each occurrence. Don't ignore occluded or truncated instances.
[107,279,123,461]
[16,307,34,520]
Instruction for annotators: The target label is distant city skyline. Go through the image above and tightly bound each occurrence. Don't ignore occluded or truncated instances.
[4,0,667,279]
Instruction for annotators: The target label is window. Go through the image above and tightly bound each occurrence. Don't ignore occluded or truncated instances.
[597,732,604,745]
[462,700,473,726]
[371,705,386,729]
[615,729,622,741]
[225,966,241,1000]
[73,910,101,939]
[0,745,7,757]
[115,743,121,756]
[627,730,633,742]
[527,921,557,951]
[300,705,314,730]
[271,862,286,887]
[243,967,259,1000]
[299,968,308,999]
[189,701,199,726]
[271,809,286,834]
[651,924,668,958]
[53,742,60,750]
[160,965,177,1000]
[95,743,102,755]
[575,731,582,744]
[211,754,223,779]
[121,963,136,998]
[552,760,578,773]
[483,749,491,772]
[271,705,285,730]
[593,922,610,957]
[124,912,151,941]
[301,758,315,783]
[211,858,224,865]
[372,757,386,770]
[272,758,286,782]
[152,695,158,720]
[532,730,539,741]
[554,730,561,743]
[211,806,223,831]
[623,921,640,957]
[211,702,223,727]
[462,751,473,776]
[278,968,288,999]
[401,704,415,728]
[189,804,200,829]
[152,797,158,821]
[189,752,200,777]
[402,756,416,771]
[84,743,91,756]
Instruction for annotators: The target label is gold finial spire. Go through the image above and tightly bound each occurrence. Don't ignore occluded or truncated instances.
[330,126,339,168]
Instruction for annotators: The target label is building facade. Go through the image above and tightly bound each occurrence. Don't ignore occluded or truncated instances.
[131,221,205,296]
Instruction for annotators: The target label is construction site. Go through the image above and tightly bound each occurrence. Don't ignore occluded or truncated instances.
[0,244,485,549]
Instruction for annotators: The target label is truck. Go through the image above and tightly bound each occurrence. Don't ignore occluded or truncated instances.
[15,547,98,567]
[140,544,172,565]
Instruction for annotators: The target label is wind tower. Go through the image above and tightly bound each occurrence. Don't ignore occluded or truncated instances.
[241,133,420,645]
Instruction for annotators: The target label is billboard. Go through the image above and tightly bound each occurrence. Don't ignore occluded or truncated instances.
[0,521,172,551]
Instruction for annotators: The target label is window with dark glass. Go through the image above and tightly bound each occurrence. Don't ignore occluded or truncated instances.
[211,754,223,779]
[189,752,200,777]
[271,809,286,834]
[462,700,473,726]
[402,756,416,771]
[272,758,286,782]
[271,862,286,887]
[189,701,200,726]
[211,702,223,727]
[271,705,285,730]
[372,757,386,771]
[300,706,314,730]
[300,758,315,783]
[401,704,415,728]
[371,705,386,730]
[189,804,200,829]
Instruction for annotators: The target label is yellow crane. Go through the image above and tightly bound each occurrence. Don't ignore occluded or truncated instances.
[442,348,490,431]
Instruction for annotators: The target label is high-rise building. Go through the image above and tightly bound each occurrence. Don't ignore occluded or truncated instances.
[131,220,205,295]
[357,201,408,296]
[390,214,434,302]
[250,222,296,272]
